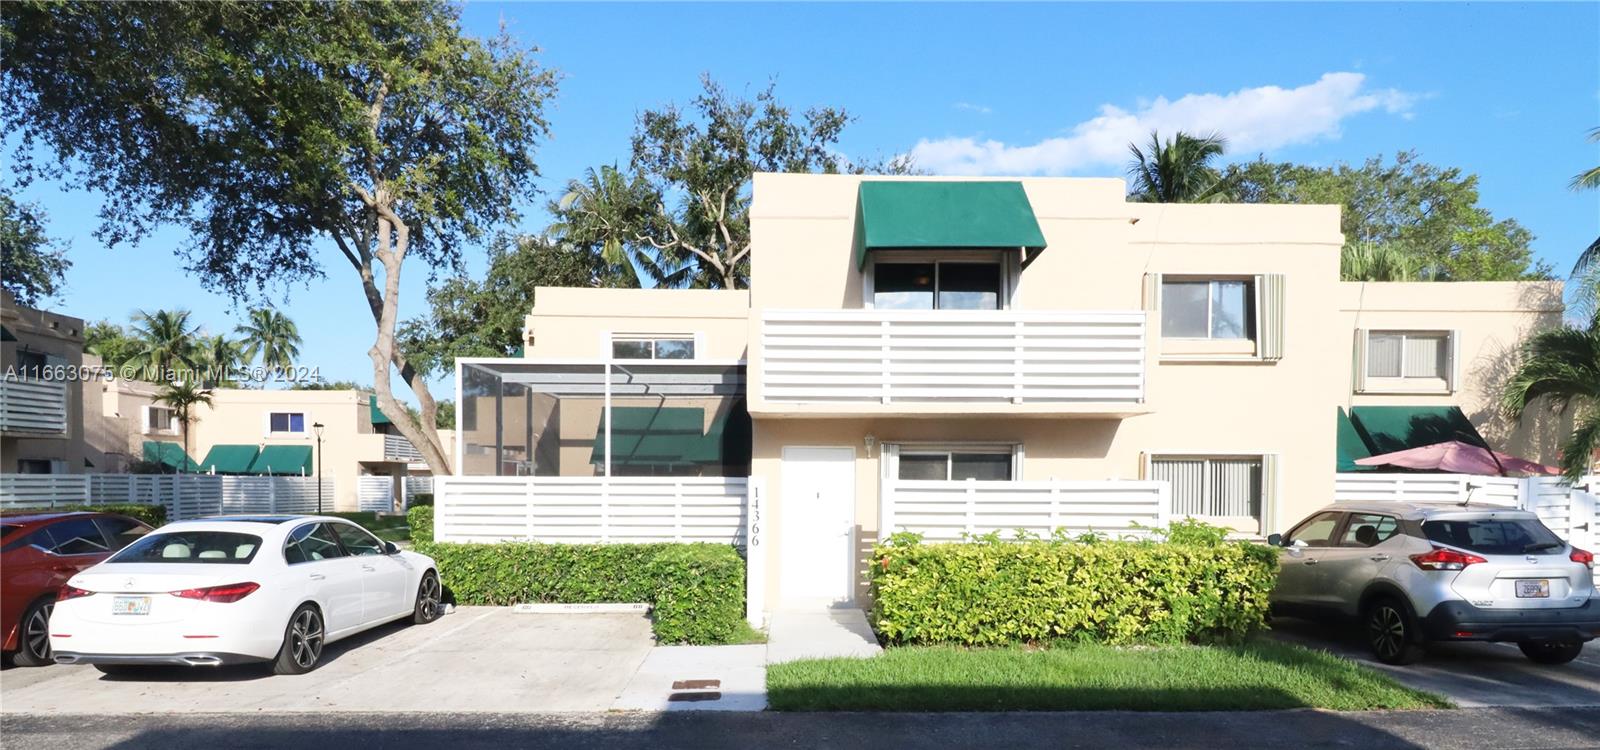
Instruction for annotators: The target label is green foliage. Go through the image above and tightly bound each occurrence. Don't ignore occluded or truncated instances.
[0,190,70,306]
[84,320,140,371]
[235,307,301,373]
[1151,517,1235,547]
[1501,312,1600,481]
[16,503,170,527]
[398,234,630,378]
[1227,151,1550,281]
[407,505,434,543]
[126,309,200,381]
[1341,242,1418,282]
[1126,130,1232,203]
[870,530,1277,647]
[431,401,455,430]
[414,541,747,644]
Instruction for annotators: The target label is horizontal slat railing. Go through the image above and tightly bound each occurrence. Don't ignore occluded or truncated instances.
[881,479,1170,541]
[760,309,1146,405]
[0,379,69,434]
[1333,473,1523,506]
[383,434,424,462]
[0,473,330,520]
[434,476,749,545]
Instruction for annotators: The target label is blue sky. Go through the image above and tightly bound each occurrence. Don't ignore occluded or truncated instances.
[13,2,1600,398]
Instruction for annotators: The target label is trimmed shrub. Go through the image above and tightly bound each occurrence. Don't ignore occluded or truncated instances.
[871,531,1277,646]
[414,541,746,644]
[2,503,169,527]
[407,505,433,543]
[408,493,434,507]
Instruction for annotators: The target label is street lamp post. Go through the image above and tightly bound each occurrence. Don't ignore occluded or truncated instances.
[312,422,325,514]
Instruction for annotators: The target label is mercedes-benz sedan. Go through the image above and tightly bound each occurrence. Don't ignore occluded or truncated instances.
[49,515,442,675]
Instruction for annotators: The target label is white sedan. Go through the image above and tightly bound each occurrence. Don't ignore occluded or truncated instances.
[49,515,441,675]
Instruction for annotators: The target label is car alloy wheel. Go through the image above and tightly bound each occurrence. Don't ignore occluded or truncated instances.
[414,571,441,624]
[1368,604,1406,660]
[289,608,324,669]
[16,601,54,666]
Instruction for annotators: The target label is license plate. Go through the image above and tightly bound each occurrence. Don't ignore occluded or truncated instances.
[111,596,151,615]
[1514,579,1550,599]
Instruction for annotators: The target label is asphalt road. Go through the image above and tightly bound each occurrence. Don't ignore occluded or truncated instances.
[5,707,1600,750]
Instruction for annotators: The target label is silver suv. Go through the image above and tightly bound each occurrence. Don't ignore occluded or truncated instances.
[1268,501,1599,665]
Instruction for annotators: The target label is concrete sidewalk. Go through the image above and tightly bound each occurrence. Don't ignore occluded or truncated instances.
[7,707,1600,749]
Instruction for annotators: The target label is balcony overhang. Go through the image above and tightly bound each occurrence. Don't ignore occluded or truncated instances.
[749,401,1153,419]
[853,181,1048,269]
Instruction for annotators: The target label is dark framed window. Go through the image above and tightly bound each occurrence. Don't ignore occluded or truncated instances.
[269,412,306,433]
[874,261,1003,310]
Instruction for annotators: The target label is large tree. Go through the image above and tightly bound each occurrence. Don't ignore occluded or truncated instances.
[1502,311,1600,482]
[235,307,302,375]
[1125,131,1232,203]
[154,379,213,474]
[0,189,70,306]
[127,309,199,382]
[398,234,628,378]
[554,75,911,290]
[1226,151,1550,281]
[2,1,557,474]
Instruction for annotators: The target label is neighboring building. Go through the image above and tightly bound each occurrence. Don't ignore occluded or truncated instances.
[462,174,1561,611]
[0,290,97,474]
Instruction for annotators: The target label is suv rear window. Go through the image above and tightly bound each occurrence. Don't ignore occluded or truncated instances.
[1422,518,1563,556]
[108,531,263,564]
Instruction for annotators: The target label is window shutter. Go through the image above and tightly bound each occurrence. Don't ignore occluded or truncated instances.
[1255,274,1285,361]
[141,404,152,433]
[1352,328,1368,393]
[1447,330,1461,392]
[1260,454,1280,535]
[1141,273,1162,312]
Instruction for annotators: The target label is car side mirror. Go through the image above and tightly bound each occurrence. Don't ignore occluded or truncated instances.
[1266,533,1283,547]
[383,541,400,555]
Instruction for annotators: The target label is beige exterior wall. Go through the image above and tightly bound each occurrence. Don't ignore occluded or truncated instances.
[0,291,97,473]
[524,287,750,361]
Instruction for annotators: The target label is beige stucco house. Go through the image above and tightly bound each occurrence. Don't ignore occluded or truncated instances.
[1,290,97,473]
[458,173,1562,612]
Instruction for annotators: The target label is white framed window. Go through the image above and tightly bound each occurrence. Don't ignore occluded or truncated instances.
[1149,455,1265,522]
[889,444,1019,481]
[1160,278,1255,340]
[610,334,696,360]
[142,405,178,435]
[267,411,307,435]
[1366,331,1447,379]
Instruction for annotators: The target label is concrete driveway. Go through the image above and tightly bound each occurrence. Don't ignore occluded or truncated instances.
[1269,617,1600,707]
[0,607,657,714]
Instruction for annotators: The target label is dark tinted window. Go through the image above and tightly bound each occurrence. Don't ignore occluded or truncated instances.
[284,523,346,564]
[1,523,20,538]
[1423,518,1562,556]
[1339,513,1400,547]
[951,453,1012,481]
[95,517,152,550]
[898,454,949,480]
[938,263,1002,310]
[45,518,112,555]
[109,531,262,564]
[874,263,935,310]
[611,340,652,359]
[331,523,384,557]
[1288,512,1344,548]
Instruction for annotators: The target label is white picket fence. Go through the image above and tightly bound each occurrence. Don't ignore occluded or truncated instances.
[358,475,398,512]
[432,476,749,545]
[879,479,1172,541]
[1336,472,1600,551]
[0,473,329,521]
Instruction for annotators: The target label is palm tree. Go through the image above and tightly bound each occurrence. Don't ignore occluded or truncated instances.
[1341,242,1420,282]
[155,380,213,474]
[1502,311,1600,482]
[553,165,693,288]
[1125,130,1233,203]
[193,334,243,388]
[236,307,302,374]
[127,309,198,382]
[1570,126,1600,192]
[1562,127,1600,315]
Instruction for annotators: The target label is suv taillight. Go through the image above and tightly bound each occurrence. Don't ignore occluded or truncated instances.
[1410,547,1487,571]
[57,584,93,601]
[1572,547,1595,569]
[170,582,259,603]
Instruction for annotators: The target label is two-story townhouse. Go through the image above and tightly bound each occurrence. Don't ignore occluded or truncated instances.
[453,172,1562,614]
[1,290,98,473]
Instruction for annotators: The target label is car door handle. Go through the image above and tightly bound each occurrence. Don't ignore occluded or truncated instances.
[1302,559,1319,565]
[1369,554,1391,562]
[309,573,326,581]
[361,564,376,572]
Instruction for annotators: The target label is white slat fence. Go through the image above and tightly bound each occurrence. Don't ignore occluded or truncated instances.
[879,479,1171,541]
[0,474,332,520]
[432,476,748,545]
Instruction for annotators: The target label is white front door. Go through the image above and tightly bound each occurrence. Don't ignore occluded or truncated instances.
[779,446,856,607]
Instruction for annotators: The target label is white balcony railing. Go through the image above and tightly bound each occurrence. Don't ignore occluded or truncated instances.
[383,433,424,462]
[759,309,1147,407]
[0,378,69,435]
[881,478,1171,541]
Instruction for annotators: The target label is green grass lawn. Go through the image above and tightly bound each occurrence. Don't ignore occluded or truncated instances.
[325,511,411,543]
[766,640,1449,712]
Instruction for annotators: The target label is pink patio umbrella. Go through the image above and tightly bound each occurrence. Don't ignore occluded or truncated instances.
[1354,440,1558,477]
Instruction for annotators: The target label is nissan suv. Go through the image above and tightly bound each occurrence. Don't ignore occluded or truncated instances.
[1268,501,1599,665]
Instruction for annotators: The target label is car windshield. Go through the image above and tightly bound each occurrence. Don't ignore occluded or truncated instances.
[1422,518,1563,556]
[107,531,263,564]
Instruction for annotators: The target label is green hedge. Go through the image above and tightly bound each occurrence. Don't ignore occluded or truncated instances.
[4,503,169,527]
[870,531,1277,646]
[407,505,433,543]
[414,541,745,644]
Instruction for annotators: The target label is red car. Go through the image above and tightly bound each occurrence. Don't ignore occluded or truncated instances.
[1,511,153,666]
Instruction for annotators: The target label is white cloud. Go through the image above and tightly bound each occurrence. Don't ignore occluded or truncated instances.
[953,102,992,115]
[910,72,1416,176]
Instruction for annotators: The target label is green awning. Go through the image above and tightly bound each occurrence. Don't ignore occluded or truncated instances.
[0,326,16,342]
[142,441,199,472]
[1347,406,1488,457]
[853,181,1048,269]
[683,401,753,465]
[370,395,390,425]
[1336,408,1374,472]
[249,445,313,476]
[589,407,706,468]
[199,444,260,475]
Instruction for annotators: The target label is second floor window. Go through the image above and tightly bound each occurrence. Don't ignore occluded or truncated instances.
[874,261,1002,310]
[1367,331,1447,379]
[611,336,695,360]
[144,405,177,434]
[268,412,306,434]
[1161,279,1255,340]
